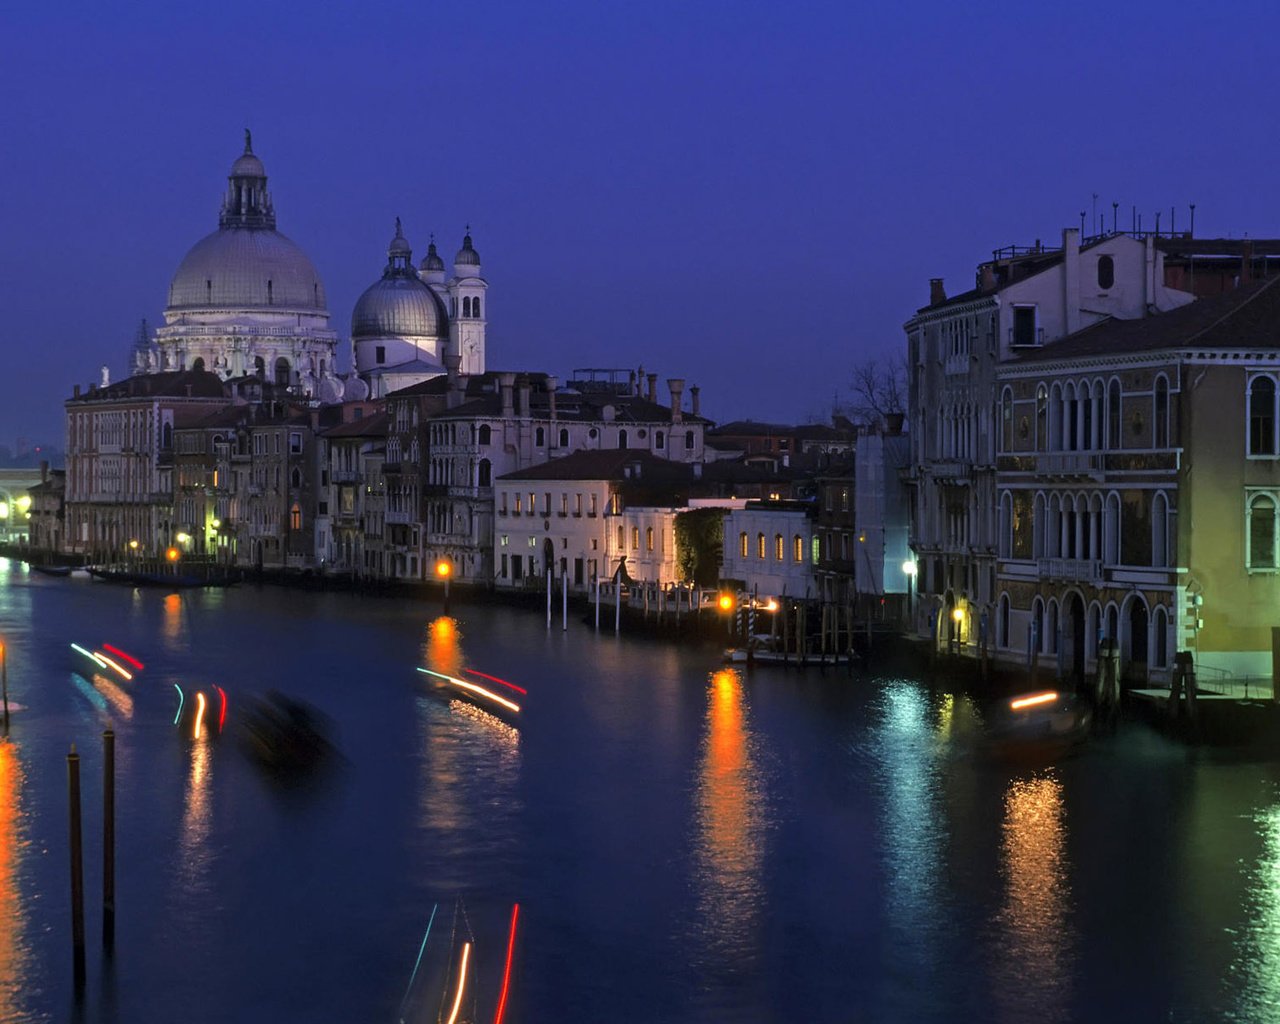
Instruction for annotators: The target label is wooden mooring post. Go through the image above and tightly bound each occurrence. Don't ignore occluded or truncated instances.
[103,726,115,951]
[67,744,86,993]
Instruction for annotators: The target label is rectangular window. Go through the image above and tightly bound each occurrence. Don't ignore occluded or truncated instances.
[514,493,522,514]
[544,492,552,516]
[1012,306,1038,346]
[617,525,624,549]
[289,432,302,454]
[757,533,766,558]
[376,345,386,364]
[500,534,509,546]
[560,493,568,516]
[811,536,820,564]
[646,527,654,551]
[589,494,598,517]
[501,553,508,578]
[528,492,536,516]
[501,492,508,515]
[632,526,640,550]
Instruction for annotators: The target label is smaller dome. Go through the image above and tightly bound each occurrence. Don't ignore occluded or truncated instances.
[389,217,411,258]
[231,152,266,178]
[455,232,481,267]
[420,240,445,273]
[351,276,448,340]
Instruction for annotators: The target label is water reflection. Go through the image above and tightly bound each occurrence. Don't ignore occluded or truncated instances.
[0,739,31,1021]
[162,593,184,648]
[992,773,1073,1023]
[89,672,133,720]
[424,616,464,678]
[178,730,215,896]
[692,668,764,966]
[1230,799,1280,1021]
[874,682,949,1004]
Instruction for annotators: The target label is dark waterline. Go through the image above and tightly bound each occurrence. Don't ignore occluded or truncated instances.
[0,559,1278,1023]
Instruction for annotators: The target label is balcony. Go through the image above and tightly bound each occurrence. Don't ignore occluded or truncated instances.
[930,461,972,483]
[332,469,360,484]
[385,510,414,525]
[1009,326,1045,347]
[1036,557,1103,582]
[1035,452,1103,479]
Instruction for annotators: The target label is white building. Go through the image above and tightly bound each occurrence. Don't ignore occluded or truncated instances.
[720,502,816,601]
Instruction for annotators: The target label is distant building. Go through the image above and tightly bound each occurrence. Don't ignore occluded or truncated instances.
[26,464,65,552]
[720,501,816,601]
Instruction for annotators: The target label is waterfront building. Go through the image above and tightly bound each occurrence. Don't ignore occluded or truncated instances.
[26,465,64,552]
[852,427,913,622]
[720,500,817,601]
[811,453,856,606]
[63,370,229,560]
[493,449,695,592]
[908,228,1214,646]
[994,274,1280,684]
[318,409,389,575]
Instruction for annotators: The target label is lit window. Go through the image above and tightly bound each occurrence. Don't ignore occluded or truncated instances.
[646,527,654,551]
[632,526,640,549]
[793,534,803,562]
[1249,492,1278,570]
[289,504,302,531]
[740,531,749,557]
[774,534,783,560]
[811,537,820,564]
[757,533,766,558]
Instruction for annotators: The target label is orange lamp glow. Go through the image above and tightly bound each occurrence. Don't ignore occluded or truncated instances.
[435,560,452,578]
[165,547,180,563]
[718,593,735,613]
[1010,691,1059,711]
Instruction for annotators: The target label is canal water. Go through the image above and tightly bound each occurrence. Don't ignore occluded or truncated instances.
[1,558,1279,1023]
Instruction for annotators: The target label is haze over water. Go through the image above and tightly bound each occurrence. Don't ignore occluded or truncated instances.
[0,559,1278,1022]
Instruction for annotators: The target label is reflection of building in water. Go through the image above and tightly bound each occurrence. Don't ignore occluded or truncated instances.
[0,741,30,1020]
[1233,802,1280,1019]
[993,774,1073,1024]
[693,669,764,964]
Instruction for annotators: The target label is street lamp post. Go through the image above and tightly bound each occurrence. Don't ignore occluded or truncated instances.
[435,559,452,614]
[902,559,917,631]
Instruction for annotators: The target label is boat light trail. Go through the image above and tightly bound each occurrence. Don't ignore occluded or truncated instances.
[493,903,520,1024]
[173,684,184,725]
[1010,692,1059,711]
[463,668,527,695]
[102,644,144,670]
[193,692,207,740]
[70,643,107,669]
[396,902,438,1022]
[417,668,521,714]
[92,651,133,681]
[214,685,227,732]
[444,942,471,1024]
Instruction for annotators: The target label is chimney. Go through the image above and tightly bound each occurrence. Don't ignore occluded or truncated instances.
[929,278,947,306]
[309,409,320,432]
[499,372,516,418]
[546,375,558,422]
[100,365,110,387]
[73,384,81,398]
[667,378,685,424]
[689,385,701,418]
[1063,227,1081,335]
[40,459,48,484]
[646,373,657,402]
[979,264,996,293]
[628,370,637,396]
[1242,239,1254,285]
[516,374,532,417]
[444,352,463,408]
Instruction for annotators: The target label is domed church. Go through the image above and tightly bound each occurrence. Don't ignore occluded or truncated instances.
[351,220,488,398]
[148,132,343,399]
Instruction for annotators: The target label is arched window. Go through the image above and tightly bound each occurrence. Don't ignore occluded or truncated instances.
[1152,492,1168,567]
[559,428,569,448]
[775,534,784,560]
[162,423,173,450]
[463,297,472,317]
[1153,607,1169,669]
[254,356,265,378]
[998,491,1013,558]
[1154,376,1169,449]
[655,431,665,450]
[1035,384,1048,452]
[1097,255,1115,289]
[473,297,481,318]
[1104,493,1121,564]
[535,426,546,447]
[478,424,491,445]
[618,430,628,449]
[1049,383,1063,451]
[1000,387,1013,453]
[192,356,205,372]
[1047,599,1059,654]
[740,532,749,558]
[1032,597,1044,654]
[1108,379,1122,449]
[1249,493,1277,570]
[1250,376,1276,455]
[757,533,766,559]
[998,593,1010,649]
[685,430,694,451]
[1033,492,1046,558]
[289,503,302,531]
[290,468,301,488]
[274,357,290,387]
[646,527,654,551]
[478,459,491,487]
[793,534,803,562]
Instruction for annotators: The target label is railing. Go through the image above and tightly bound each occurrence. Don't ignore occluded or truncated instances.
[1035,452,1103,477]
[385,510,413,525]
[332,469,360,484]
[930,461,972,481]
[1008,327,1045,347]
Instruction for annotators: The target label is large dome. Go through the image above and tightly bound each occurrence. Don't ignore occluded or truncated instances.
[168,228,328,312]
[351,275,448,340]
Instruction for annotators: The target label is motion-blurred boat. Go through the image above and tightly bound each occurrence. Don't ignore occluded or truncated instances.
[981,690,1091,764]
[240,691,336,773]
[30,564,71,577]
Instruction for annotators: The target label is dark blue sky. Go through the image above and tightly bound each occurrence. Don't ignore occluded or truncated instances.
[2,0,1277,445]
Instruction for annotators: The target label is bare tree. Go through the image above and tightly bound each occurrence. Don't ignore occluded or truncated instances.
[846,355,907,428]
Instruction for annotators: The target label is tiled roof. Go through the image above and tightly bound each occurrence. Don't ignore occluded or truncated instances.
[323,411,389,438]
[497,449,694,483]
[68,370,228,403]
[1014,276,1280,363]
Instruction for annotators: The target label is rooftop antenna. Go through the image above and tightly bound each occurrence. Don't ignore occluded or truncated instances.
[1112,201,1118,234]
[1092,193,1098,237]
[1171,207,1176,236]
[1080,210,1086,237]
[1155,211,1161,237]
[1190,203,1196,238]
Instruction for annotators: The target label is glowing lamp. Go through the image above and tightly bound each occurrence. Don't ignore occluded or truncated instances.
[165,547,180,563]
[15,496,30,513]
[210,518,221,530]
[435,560,452,578]
[128,539,139,550]
[0,502,8,519]
[764,598,779,612]
[175,532,191,544]
[951,607,964,623]
[717,593,735,613]
[902,559,918,576]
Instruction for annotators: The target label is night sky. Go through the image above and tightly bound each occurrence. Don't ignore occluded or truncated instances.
[2,0,1278,446]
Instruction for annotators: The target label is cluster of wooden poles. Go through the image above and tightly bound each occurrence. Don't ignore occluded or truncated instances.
[65,728,116,996]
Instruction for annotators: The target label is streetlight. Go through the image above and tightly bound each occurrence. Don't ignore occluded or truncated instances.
[902,559,917,627]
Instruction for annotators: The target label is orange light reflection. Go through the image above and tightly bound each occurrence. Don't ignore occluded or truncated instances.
[0,740,30,1020]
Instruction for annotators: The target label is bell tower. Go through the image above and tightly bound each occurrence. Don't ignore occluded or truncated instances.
[447,228,487,375]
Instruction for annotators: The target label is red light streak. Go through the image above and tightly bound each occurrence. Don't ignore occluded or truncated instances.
[102,644,144,670]
[493,903,520,1024]
[215,685,227,732]
[464,668,527,695]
